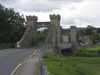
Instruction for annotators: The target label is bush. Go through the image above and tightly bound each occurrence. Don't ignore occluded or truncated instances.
[73,49,99,57]
[98,49,100,55]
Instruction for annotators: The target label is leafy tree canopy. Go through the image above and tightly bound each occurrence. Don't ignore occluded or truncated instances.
[85,25,96,35]
[0,4,25,43]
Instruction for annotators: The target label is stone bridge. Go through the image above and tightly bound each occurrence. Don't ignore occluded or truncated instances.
[16,14,78,51]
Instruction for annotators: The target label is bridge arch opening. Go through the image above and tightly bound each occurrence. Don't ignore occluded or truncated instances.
[36,26,49,44]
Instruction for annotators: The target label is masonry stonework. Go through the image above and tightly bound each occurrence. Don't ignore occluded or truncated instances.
[17,14,78,51]
[17,16,38,48]
[70,26,78,49]
[50,14,61,53]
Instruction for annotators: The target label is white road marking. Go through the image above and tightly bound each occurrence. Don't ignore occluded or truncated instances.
[10,50,38,75]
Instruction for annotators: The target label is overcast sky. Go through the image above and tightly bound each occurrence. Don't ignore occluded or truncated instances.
[0,0,100,28]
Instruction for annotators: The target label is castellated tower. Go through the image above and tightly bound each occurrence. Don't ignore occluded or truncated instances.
[70,26,78,49]
[17,15,38,48]
[50,14,61,54]
[26,15,38,27]
[50,14,61,20]
[50,14,61,26]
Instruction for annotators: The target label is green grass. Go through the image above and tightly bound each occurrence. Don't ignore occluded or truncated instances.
[73,45,100,57]
[80,45,100,51]
[44,51,100,75]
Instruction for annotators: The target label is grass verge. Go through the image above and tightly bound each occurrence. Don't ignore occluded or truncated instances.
[74,45,100,57]
[44,51,100,75]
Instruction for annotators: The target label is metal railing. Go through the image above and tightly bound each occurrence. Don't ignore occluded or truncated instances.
[42,65,50,75]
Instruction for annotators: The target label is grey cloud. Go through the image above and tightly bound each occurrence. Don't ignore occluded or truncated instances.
[0,0,83,12]
[62,16,100,28]
[23,3,61,12]
[6,2,61,12]
[77,16,100,25]
[0,0,18,4]
[47,0,83,2]
[61,16,77,25]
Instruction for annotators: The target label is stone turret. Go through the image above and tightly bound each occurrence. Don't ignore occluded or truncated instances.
[70,26,77,42]
[70,26,78,49]
[17,15,38,48]
[50,14,61,20]
[50,14,61,54]
[26,15,38,27]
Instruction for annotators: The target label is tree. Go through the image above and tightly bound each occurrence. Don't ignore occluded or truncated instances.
[85,25,96,35]
[96,28,100,34]
[85,25,100,44]
[37,29,48,43]
[0,4,25,43]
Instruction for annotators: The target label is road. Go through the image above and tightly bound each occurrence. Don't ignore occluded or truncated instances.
[0,48,36,75]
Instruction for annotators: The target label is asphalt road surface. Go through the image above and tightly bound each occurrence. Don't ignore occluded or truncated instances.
[0,48,36,75]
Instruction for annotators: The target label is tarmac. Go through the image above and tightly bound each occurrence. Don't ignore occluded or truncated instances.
[14,51,40,75]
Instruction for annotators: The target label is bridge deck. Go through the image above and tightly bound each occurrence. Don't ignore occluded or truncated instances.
[37,22,50,25]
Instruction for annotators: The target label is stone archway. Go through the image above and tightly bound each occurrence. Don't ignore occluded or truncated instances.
[36,22,51,43]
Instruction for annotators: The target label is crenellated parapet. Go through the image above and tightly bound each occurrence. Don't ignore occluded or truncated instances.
[26,15,38,27]
[50,14,61,20]
[26,15,38,21]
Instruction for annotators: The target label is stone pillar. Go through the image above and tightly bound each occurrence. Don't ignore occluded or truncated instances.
[50,14,61,53]
[70,26,78,49]
[17,15,38,48]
